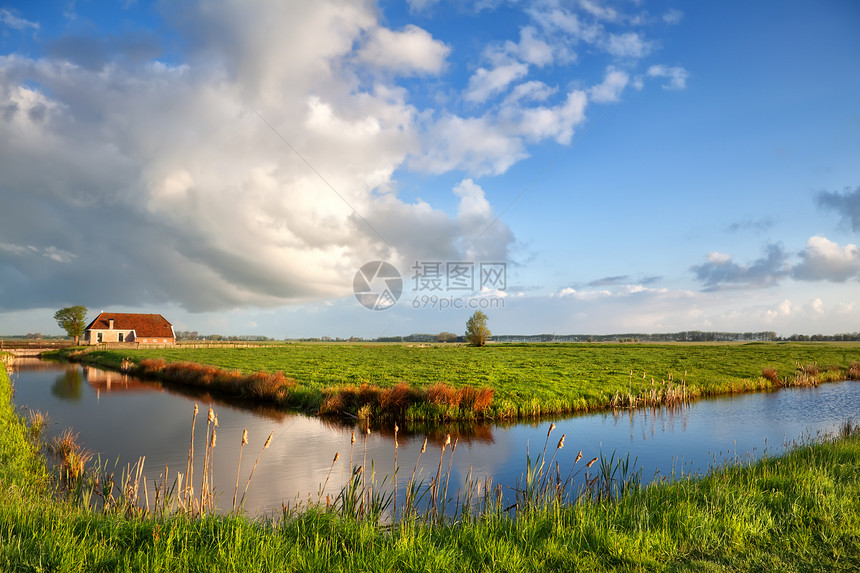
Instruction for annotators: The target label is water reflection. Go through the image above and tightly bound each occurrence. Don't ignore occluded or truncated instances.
[85,367,156,394]
[10,359,860,518]
[51,368,83,401]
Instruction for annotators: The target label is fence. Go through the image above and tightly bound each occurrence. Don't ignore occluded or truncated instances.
[0,340,77,350]
[88,341,280,351]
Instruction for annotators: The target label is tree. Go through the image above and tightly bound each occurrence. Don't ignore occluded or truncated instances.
[437,331,458,343]
[465,311,490,347]
[53,306,88,345]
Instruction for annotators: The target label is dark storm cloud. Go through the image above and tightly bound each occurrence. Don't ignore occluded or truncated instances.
[817,185,860,233]
[46,32,162,70]
[691,244,790,290]
[46,35,111,71]
[587,274,661,287]
[588,275,628,286]
[724,217,773,233]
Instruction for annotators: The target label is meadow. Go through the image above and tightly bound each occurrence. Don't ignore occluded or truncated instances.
[61,342,860,422]
[2,365,860,572]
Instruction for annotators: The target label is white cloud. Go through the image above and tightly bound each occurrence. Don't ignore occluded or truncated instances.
[793,235,860,282]
[555,287,612,300]
[0,1,506,312]
[452,178,514,259]
[416,113,527,175]
[415,86,587,175]
[509,89,588,144]
[465,62,530,103]
[589,67,629,103]
[577,0,618,22]
[515,26,554,67]
[359,25,450,75]
[529,7,601,46]
[505,81,557,104]
[648,65,689,90]
[663,9,684,25]
[406,0,441,11]
[835,302,855,315]
[0,9,39,31]
[808,297,824,315]
[603,32,652,59]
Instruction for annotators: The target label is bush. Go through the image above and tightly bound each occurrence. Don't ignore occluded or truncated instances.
[426,383,461,407]
[762,368,780,385]
[379,382,418,417]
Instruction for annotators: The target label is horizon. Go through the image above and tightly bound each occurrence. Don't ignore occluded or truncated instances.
[1,1,859,339]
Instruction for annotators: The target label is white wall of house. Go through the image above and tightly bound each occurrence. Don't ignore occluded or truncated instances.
[86,329,135,344]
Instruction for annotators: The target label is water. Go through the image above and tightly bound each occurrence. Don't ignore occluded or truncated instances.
[9,359,860,516]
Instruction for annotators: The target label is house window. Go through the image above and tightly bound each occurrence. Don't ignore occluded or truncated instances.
[97,333,103,343]
[118,333,124,342]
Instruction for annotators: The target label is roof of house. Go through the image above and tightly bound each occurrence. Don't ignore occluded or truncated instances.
[85,313,175,338]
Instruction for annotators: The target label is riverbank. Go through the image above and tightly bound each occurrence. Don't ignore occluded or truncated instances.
[2,366,860,571]
[50,342,860,423]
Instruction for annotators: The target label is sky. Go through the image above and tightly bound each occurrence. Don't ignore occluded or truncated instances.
[1,0,859,339]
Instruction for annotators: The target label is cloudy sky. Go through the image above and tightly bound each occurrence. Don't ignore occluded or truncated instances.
[1,0,859,339]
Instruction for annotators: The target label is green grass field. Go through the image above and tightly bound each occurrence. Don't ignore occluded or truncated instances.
[64,342,860,421]
[2,366,860,572]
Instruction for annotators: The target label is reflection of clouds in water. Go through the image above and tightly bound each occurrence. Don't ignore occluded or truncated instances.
[12,361,860,516]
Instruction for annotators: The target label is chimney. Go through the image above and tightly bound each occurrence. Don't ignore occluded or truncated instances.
[108,318,115,329]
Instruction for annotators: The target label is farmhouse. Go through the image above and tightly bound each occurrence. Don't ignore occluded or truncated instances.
[84,312,176,345]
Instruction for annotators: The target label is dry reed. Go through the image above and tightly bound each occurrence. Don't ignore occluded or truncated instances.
[239,431,273,509]
[232,428,248,512]
[184,403,198,509]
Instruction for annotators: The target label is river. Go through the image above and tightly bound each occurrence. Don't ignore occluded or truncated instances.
[9,359,860,517]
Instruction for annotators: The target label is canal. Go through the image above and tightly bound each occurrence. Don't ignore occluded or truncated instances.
[9,359,860,517]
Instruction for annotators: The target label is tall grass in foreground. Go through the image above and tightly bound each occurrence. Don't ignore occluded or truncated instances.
[4,412,860,568]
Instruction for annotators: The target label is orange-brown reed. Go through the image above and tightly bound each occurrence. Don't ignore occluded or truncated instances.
[320,381,495,420]
[136,359,296,402]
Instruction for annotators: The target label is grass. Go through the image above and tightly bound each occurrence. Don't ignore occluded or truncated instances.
[52,341,860,422]
[2,366,860,571]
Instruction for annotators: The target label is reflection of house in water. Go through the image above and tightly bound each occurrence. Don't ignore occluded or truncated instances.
[85,367,158,396]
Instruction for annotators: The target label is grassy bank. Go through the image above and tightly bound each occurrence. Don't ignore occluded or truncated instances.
[3,367,860,571]
[54,342,860,422]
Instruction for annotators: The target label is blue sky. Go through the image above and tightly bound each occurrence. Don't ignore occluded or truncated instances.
[1,0,859,338]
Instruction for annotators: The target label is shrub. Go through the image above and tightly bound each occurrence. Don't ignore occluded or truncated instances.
[137,358,166,377]
[459,386,495,414]
[761,368,780,385]
[426,383,460,407]
[801,363,819,377]
[379,382,419,417]
[319,390,345,415]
